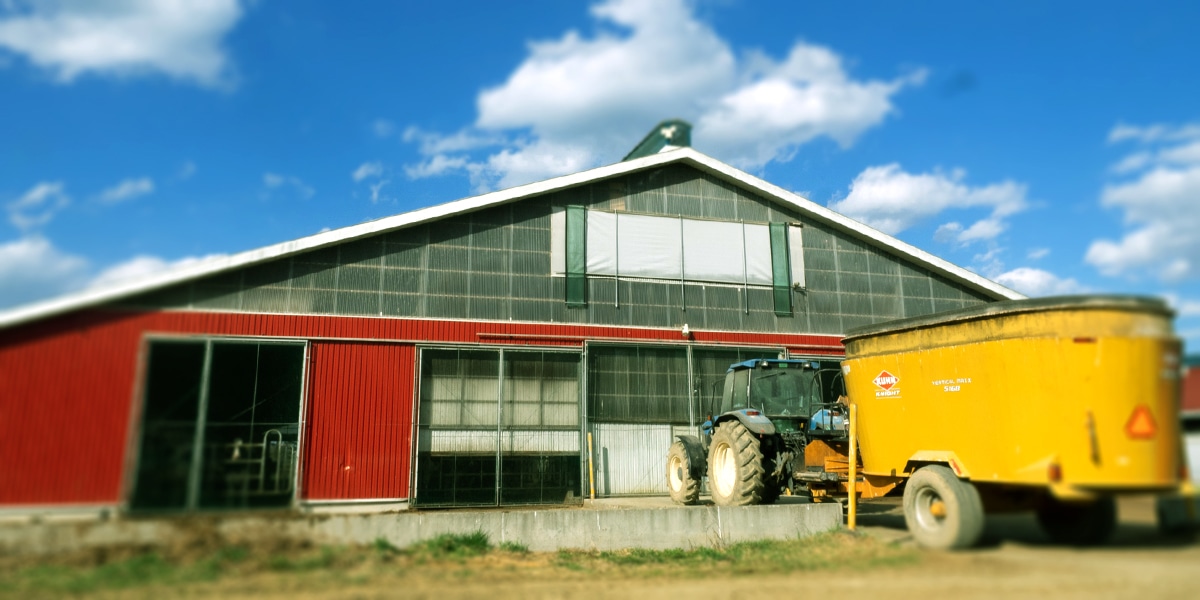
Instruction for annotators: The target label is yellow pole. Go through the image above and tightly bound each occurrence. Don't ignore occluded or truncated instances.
[848,403,858,530]
[587,432,596,500]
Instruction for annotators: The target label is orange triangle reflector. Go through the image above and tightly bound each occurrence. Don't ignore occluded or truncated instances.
[1125,405,1157,439]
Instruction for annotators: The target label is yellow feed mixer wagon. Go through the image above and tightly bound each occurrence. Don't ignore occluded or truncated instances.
[840,295,1186,549]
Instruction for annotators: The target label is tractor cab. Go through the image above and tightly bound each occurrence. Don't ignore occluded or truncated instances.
[708,359,847,439]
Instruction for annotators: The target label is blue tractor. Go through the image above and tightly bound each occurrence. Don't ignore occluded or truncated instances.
[666,359,847,505]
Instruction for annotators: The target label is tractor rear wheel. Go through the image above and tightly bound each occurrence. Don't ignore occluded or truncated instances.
[902,465,985,550]
[666,441,701,505]
[707,421,765,506]
[1036,496,1117,546]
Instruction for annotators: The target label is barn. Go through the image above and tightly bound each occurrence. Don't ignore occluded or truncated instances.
[0,123,1021,515]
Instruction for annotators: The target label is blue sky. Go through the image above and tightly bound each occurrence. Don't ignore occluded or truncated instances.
[2,0,1200,349]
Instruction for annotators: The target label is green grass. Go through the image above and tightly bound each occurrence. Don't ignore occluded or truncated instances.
[412,531,492,560]
[498,540,530,553]
[0,529,918,597]
[266,545,343,572]
[554,531,917,576]
[4,551,213,596]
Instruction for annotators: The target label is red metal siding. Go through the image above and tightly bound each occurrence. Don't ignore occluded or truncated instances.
[303,342,415,500]
[0,312,144,504]
[0,308,843,506]
[1183,365,1200,414]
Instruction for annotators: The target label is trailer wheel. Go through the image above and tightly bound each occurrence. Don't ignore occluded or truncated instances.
[1036,496,1117,546]
[902,465,985,550]
[707,421,765,506]
[666,441,701,505]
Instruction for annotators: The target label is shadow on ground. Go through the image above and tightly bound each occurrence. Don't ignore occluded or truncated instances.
[851,495,1199,550]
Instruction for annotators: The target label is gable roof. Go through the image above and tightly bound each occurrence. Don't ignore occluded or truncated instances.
[0,147,1023,330]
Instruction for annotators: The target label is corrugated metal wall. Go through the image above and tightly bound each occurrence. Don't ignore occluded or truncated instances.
[303,342,415,501]
[0,313,142,505]
[591,423,673,496]
[587,424,704,496]
[0,308,840,506]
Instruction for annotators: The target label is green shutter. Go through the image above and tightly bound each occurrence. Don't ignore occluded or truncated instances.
[566,206,587,307]
[769,223,792,316]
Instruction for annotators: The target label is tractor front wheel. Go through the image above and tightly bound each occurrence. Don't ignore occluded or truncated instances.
[707,421,766,506]
[902,465,985,550]
[666,441,701,505]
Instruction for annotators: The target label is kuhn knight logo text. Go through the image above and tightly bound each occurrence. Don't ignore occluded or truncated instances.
[872,371,901,397]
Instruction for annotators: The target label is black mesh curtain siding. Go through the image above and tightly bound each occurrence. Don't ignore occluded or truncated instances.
[587,346,689,424]
[415,349,582,508]
[125,165,998,336]
[585,344,779,496]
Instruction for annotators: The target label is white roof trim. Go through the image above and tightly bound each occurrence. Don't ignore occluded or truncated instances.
[0,147,1020,330]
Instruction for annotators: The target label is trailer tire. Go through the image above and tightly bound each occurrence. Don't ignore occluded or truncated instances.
[707,421,765,506]
[1036,496,1117,546]
[903,465,985,550]
[666,441,701,505]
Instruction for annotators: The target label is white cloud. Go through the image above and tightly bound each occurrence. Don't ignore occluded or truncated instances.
[262,172,314,200]
[1159,139,1200,165]
[97,176,154,204]
[476,0,734,140]
[1088,122,1200,281]
[403,127,506,156]
[1027,248,1050,260]
[368,180,389,203]
[352,161,383,182]
[404,154,470,180]
[6,180,70,230]
[466,139,597,192]
[177,160,197,180]
[87,252,222,290]
[1110,151,1152,174]
[956,217,1006,243]
[1108,122,1200,144]
[0,235,88,307]
[695,47,926,169]
[827,164,1028,241]
[1178,299,1200,317]
[371,118,395,138]
[0,233,227,309]
[994,267,1085,297]
[349,161,391,202]
[406,0,921,190]
[0,0,244,88]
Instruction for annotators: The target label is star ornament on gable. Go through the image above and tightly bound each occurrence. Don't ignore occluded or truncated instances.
[660,124,677,141]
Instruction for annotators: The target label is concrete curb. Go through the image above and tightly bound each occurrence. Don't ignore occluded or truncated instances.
[0,502,843,556]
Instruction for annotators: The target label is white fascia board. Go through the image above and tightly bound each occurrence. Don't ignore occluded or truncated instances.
[666,149,1024,301]
[0,150,690,330]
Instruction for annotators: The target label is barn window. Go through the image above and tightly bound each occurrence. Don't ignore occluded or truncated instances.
[551,207,804,314]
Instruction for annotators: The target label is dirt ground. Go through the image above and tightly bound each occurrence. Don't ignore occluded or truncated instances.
[373,497,1198,600]
[7,496,1199,600]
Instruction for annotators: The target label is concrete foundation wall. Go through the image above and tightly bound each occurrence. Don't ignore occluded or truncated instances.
[0,502,843,556]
